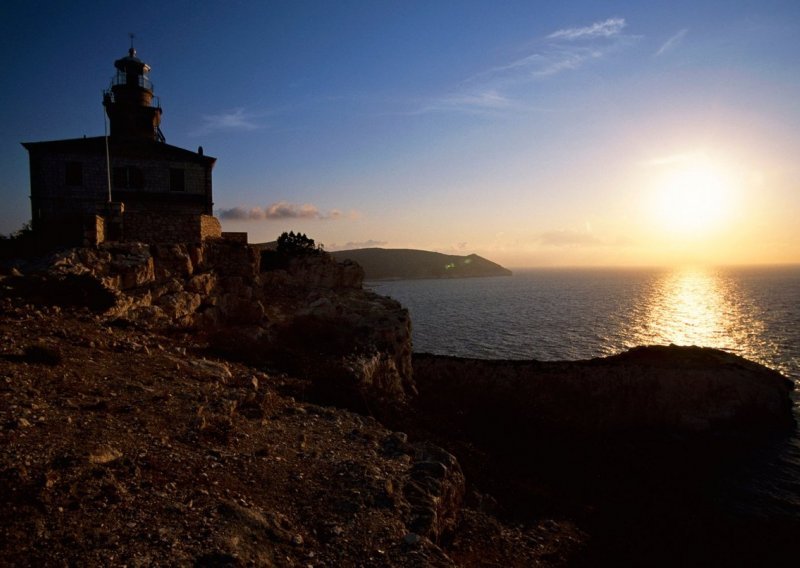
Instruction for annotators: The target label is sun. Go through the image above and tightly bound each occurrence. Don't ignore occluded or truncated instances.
[648,159,734,237]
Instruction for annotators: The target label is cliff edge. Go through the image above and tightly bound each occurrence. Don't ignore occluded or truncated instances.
[1,241,795,566]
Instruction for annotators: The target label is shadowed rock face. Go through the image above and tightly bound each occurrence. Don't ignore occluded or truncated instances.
[407,347,798,567]
[0,241,416,410]
[413,346,795,445]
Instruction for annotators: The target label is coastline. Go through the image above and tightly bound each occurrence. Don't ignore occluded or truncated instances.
[1,244,797,566]
[365,272,514,283]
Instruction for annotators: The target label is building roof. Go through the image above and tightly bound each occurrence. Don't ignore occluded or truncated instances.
[21,136,216,166]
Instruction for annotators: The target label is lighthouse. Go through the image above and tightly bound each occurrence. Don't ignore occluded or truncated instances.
[22,46,219,246]
[103,47,165,142]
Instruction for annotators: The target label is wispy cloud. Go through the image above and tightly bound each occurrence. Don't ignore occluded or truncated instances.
[526,48,604,77]
[548,17,627,41]
[327,239,388,251]
[484,17,633,81]
[655,28,688,56]
[217,201,357,221]
[190,108,264,136]
[413,89,514,115]
[418,17,635,115]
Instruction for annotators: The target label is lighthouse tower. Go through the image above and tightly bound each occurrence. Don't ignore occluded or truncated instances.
[22,45,219,246]
[102,47,165,142]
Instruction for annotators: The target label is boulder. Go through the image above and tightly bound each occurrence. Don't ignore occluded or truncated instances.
[155,291,202,320]
[404,443,465,543]
[153,243,194,279]
[186,273,217,295]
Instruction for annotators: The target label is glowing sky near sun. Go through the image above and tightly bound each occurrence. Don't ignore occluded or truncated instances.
[1,1,799,267]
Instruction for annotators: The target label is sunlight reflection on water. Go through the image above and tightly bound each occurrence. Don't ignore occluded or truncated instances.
[629,268,768,360]
[371,266,800,519]
[371,265,799,381]
[627,267,792,379]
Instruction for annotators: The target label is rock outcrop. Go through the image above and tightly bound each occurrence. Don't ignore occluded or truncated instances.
[406,348,797,567]
[413,346,795,444]
[2,240,416,410]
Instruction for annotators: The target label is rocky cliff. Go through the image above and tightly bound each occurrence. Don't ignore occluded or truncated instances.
[0,243,581,566]
[406,351,797,566]
[1,241,796,566]
[3,240,415,412]
[412,347,795,442]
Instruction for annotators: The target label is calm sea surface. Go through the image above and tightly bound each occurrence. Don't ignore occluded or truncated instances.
[370,265,800,519]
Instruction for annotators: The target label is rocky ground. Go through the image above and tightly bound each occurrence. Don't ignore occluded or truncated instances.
[0,297,583,567]
[2,241,796,567]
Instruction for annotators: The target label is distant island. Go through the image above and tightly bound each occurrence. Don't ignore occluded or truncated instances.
[330,247,512,280]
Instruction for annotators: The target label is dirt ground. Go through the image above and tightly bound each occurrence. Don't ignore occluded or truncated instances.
[0,297,582,567]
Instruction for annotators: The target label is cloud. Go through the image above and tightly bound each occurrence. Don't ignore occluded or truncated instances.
[412,16,635,116]
[467,18,632,87]
[327,239,388,251]
[190,108,263,136]
[655,29,688,56]
[547,17,627,41]
[217,201,356,221]
[525,48,604,77]
[415,90,513,115]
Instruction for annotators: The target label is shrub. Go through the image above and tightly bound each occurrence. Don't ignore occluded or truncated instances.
[0,221,43,260]
[261,231,325,271]
[276,231,323,256]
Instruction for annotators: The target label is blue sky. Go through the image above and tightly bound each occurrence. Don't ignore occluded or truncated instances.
[2,1,799,266]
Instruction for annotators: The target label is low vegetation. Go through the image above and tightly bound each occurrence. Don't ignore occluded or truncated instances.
[260,231,325,271]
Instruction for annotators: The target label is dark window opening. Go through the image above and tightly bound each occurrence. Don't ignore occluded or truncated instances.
[129,167,144,189]
[113,166,144,189]
[170,168,185,192]
[112,167,126,188]
[65,162,82,186]
[139,116,154,132]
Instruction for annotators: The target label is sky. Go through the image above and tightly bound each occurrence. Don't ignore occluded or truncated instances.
[1,0,799,268]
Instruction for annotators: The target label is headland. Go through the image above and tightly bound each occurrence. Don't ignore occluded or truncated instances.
[0,240,795,566]
[330,248,512,280]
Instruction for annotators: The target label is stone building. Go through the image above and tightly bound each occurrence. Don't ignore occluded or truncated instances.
[22,47,222,246]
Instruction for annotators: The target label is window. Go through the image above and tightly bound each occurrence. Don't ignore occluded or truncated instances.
[112,167,127,188]
[170,168,185,192]
[112,166,144,189]
[65,161,82,186]
[129,167,144,189]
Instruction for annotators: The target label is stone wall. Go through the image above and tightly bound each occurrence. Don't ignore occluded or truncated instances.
[25,140,214,247]
[29,152,110,224]
[83,215,105,247]
[200,216,223,241]
[124,213,221,244]
[29,150,211,224]
[221,232,248,243]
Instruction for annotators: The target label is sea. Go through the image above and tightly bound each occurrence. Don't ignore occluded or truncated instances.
[369,265,800,526]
